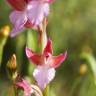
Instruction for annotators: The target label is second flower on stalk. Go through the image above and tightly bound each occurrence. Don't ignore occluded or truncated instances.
[26,39,67,90]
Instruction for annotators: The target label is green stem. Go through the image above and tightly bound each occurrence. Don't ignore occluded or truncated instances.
[81,52,96,84]
[43,85,49,96]
[13,85,17,96]
[8,82,17,96]
[0,45,3,65]
[12,80,18,96]
[27,30,37,77]
[0,37,7,66]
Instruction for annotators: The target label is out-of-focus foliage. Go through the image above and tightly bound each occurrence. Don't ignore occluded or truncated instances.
[1,0,96,96]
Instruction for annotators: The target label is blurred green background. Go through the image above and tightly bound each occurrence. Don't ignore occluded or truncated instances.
[1,0,96,96]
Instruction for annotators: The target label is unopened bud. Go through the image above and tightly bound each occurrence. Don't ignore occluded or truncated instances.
[79,64,87,75]
[0,26,10,66]
[7,54,18,81]
[0,25,10,37]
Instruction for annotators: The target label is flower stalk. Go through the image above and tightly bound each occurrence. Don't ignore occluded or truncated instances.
[43,85,49,96]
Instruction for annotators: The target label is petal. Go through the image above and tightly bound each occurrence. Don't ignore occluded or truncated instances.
[45,0,54,3]
[27,1,49,26]
[7,0,26,11]
[16,79,32,96]
[33,66,55,90]
[49,51,67,68]
[10,11,27,26]
[9,11,27,37]
[42,3,50,17]
[16,79,42,96]
[43,38,53,56]
[26,47,43,65]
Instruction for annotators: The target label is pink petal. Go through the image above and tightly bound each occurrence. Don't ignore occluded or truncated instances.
[16,79,32,96]
[44,38,53,56]
[27,1,49,26]
[49,51,67,68]
[45,0,55,3]
[7,0,26,11]
[16,79,42,96]
[9,11,27,37]
[33,66,55,90]
[42,3,50,17]
[10,11,27,26]
[26,47,43,65]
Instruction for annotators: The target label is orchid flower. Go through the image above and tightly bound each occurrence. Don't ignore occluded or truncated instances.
[7,0,54,37]
[16,78,43,96]
[26,39,67,90]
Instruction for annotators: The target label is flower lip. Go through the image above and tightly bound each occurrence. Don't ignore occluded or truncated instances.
[33,66,56,90]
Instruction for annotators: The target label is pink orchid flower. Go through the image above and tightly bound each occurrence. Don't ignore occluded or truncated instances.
[16,79,42,96]
[26,39,67,90]
[7,0,53,37]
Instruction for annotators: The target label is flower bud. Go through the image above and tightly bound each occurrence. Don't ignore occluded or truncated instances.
[6,54,18,81]
[0,25,10,37]
[79,64,87,75]
[0,25,10,66]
